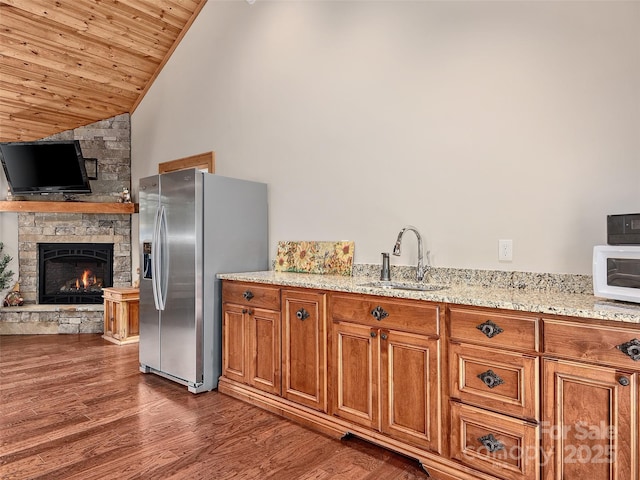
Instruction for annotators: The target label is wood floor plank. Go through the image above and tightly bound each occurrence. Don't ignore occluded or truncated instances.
[0,334,426,479]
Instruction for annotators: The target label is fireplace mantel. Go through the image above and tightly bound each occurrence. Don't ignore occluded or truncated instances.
[0,201,138,214]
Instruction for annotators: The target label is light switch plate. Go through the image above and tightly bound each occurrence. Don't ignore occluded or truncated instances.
[499,239,513,261]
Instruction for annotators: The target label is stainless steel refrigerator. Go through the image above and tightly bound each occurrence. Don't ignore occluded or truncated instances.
[138,169,268,393]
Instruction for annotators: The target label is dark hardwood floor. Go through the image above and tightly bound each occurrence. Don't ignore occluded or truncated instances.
[0,334,426,479]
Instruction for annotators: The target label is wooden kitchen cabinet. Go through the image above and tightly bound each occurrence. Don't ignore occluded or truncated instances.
[222,282,281,395]
[102,287,139,345]
[281,289,327,412]
[330,292,442,453]
[542,318,640,480]
[542,359,637,480]
[219,278,640,480]
[448,306,541,480]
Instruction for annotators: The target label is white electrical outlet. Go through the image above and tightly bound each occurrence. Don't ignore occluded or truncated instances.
[499,239,513,261]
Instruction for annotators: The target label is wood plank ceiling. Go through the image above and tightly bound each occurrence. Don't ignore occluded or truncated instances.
[0,0,207,142]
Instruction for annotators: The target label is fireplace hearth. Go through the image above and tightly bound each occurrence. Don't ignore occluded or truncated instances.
[38,243,114,304]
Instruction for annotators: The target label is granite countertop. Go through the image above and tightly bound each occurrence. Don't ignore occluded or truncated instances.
[218,270,640,325]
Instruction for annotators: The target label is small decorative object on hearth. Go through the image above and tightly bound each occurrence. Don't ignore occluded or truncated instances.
[6,187,12,201]
[120,187,132,203]
[3,283,23,307]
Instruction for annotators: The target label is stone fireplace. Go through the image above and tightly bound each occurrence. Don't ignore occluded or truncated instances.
[38,242,114,304]
[0,114,133,334]
[6,212,132,333]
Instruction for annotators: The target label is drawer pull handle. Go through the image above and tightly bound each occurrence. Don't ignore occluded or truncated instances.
[618,376,630,387]
[476,320,503,338]
[616,338,640,361]
[242,290,254,301]
[371,306,389,321]
[296,308,310,321]
[478,434,505,453]
[478,370,504,389]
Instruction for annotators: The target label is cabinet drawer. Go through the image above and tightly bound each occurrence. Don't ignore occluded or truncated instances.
[450,402,539,480]
[450,343,539,422]
[449,307,539,352]
[222,281,280,310]
[330,293,439,336]
[543,318,640,370]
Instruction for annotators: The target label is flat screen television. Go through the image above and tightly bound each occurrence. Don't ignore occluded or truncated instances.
[0,140,92,195]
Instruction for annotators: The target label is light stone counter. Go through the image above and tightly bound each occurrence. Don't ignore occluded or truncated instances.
[218,270,640,325]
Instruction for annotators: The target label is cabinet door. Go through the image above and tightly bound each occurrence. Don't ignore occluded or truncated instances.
[381,329,442,453]
[543,359,637,480]
[127,300,139,336]
[248,307,281,395]
[104,299,116,337]
[222,303,247,384]
[332,322,379,430]
[282,290,327,412]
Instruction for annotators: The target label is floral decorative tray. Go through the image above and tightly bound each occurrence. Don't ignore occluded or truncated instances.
[274,241,354,276]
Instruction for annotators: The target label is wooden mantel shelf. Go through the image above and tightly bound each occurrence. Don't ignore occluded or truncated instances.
[0,201,138,214]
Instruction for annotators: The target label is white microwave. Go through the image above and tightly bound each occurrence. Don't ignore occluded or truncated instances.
[593,245,640,304]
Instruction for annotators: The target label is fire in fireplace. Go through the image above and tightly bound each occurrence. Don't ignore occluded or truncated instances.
[63,269,103,293]
[38,243,114,304]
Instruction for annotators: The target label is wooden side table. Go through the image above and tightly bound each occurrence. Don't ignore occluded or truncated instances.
[102,287,140,345]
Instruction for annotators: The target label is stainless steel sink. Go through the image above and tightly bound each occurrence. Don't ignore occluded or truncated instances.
[358,281,448,292]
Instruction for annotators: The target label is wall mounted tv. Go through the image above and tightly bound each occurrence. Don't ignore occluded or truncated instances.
[0,140,92,195]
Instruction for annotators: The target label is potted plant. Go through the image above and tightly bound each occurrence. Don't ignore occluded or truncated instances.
[0,242,20,306]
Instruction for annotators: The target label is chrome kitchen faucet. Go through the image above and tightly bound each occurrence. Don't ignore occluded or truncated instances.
[393,225,428,282]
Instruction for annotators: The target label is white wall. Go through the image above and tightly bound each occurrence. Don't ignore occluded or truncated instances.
[131,0,640,275]
[0,172,18,295]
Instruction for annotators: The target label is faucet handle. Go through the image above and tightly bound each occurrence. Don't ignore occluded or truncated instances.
[380,252,391,281]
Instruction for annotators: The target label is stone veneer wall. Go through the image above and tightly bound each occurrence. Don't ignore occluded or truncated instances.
[0,114,132,334]
[17,213,132,303]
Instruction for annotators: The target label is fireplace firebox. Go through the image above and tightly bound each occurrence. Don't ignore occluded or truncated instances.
[38,243,114,304]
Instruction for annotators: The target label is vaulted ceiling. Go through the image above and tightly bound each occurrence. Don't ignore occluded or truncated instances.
[0,0,207,142]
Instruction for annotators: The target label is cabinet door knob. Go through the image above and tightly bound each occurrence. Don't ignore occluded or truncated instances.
[478,370,504,389]
[616,338,640,361]
[242,290,254,301]
[380,333,388,340]
[296,308,310,321]
[478,434,505,453]
[370,331,377,338]
[371,306,389,321]
[242,309,248,314]
[476,320,504,338]
[618,376,630,386]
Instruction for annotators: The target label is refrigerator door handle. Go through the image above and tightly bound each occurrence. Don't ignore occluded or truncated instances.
[156,205,168,311]
[151,206,162,311]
